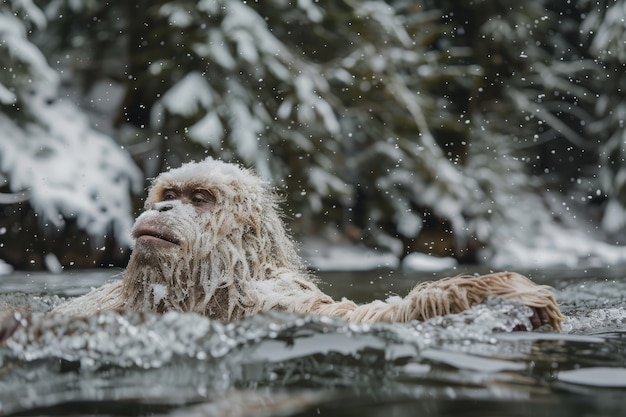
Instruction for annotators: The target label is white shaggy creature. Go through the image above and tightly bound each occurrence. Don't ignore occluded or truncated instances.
[52,158,565,330]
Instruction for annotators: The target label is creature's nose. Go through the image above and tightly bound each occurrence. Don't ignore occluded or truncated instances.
[153,202,174,212]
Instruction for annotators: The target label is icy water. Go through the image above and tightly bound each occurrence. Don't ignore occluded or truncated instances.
[1,267,625,417]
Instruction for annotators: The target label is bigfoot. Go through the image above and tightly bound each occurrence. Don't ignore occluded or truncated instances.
[52,158,564,330]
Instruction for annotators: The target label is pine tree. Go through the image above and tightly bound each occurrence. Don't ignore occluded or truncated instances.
[0,0,141,269]
[3,0,625,269]
[579,0,626,237]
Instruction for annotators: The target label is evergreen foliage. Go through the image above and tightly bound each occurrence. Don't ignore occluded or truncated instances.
[0,0,142,268]
[1,0,625,268]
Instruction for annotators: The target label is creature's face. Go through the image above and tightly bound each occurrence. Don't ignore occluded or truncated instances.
[131,183,217,262]
[128,158,265,266]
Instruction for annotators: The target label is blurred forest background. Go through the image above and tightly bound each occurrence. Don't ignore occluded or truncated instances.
[1,0,625,271]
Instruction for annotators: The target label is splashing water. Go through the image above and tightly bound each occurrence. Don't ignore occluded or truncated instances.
[1,270,625,416]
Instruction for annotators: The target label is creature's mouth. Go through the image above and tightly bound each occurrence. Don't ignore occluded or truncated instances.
[133,227,181,246]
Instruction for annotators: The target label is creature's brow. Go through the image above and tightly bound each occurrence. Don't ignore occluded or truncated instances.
[161,186,182,197]
[184,183,214,193]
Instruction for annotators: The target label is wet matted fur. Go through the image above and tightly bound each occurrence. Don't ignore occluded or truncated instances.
[52,158,565,330]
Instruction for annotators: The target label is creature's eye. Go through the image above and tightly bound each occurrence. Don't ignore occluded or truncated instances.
[162,190,178,201]
[191,190,215,205]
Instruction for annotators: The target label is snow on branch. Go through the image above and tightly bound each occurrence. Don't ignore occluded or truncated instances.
[0,5,142,248]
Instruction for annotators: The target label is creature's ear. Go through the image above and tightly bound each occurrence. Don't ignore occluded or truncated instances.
[242,224,257,239]
[240,209,261,238]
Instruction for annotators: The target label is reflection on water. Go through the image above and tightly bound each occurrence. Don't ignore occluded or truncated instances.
[0,268,625,416]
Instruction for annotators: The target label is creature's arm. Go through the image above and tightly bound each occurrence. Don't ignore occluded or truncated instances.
[265,272,564,331]
[50,280,126,316]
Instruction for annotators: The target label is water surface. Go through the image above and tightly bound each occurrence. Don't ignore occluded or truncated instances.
[1,267,625,416]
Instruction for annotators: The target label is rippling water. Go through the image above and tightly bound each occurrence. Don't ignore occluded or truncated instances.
[1,268,625,416]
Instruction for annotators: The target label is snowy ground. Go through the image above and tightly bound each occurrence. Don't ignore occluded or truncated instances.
[299,225,626,273]
[3,230,626,276]
[0,259,13,275]
[300,238,458,272]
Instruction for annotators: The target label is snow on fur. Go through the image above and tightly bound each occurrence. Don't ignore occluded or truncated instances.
[53,157,565,330]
